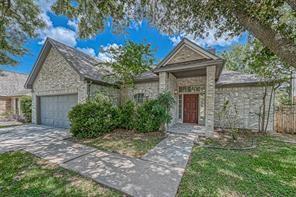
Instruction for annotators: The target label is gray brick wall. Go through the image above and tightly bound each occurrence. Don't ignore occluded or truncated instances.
[31,48,88,123]
[206,66,216,131]
[127,81,159,101]
[89,83,120,105]
[215,86,274,131]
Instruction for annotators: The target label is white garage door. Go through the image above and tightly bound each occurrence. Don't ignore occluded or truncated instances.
[40,94,78,128]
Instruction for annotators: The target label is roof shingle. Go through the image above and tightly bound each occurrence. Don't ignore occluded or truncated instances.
[0,71,30,96]
[48,38,111,83]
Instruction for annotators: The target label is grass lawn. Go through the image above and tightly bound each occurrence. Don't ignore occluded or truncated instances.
[71,129,165,158]
[178,136,296,196]
[0,151,121,197]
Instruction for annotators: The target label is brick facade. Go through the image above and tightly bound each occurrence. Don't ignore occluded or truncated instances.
[27,38,274,132]
[31,48,88,123]
[215,86,274,131]
[205,66,216,131]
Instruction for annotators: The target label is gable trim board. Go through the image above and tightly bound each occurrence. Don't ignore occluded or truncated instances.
[156,38,220,70]
[154,38,224,80]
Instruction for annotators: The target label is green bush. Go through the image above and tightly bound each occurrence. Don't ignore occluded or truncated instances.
[20,96,32,123]
[68,99,116,138]
[68,92,175,137]
[134,99,171,133]
[115,101,135,129]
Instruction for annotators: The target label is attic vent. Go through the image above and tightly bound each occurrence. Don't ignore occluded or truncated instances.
[208,48,216,54]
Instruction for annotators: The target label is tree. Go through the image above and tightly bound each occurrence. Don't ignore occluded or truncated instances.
[99,41,154,103]
[101,41,154,85]
[0,0,44,66]
[223,39,294,132]
[52,0,296,67]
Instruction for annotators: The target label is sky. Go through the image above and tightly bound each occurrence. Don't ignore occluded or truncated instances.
[2,0,248,75]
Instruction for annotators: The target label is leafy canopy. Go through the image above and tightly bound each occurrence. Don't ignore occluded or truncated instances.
[222,39,294,105]
[101,41,154,85]
[52,0,296,67]
[0,0,45,65]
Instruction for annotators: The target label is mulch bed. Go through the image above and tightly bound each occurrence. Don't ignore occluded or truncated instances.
[202,129,261,150]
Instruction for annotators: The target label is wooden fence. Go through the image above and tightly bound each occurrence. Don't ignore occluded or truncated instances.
[275,105,296,134]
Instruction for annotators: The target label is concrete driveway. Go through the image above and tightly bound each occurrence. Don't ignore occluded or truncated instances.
[0,125,197,197]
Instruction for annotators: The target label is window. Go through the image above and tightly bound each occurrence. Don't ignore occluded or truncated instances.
[179,86,205,93]
[134,93,145,104]
[178,95,182,119]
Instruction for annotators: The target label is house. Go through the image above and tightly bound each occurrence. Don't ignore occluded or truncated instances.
[25,38,274,131]
[0,71,30,119]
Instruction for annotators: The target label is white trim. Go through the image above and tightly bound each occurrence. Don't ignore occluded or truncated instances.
[156,38,221,69]
[163,45,209,67]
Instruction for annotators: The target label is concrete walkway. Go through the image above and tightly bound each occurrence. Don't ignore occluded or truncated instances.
[0,125,198,197]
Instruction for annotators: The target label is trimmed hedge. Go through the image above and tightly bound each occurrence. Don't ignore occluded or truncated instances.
[68,100,116,138]
[68,92,174,138]
[114,101,135,130]
[134,100,170,133]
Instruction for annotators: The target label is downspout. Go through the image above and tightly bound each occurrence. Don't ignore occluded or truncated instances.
[87,80,92,101]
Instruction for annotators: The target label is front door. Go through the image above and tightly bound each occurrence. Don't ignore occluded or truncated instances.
[183,94,198,123]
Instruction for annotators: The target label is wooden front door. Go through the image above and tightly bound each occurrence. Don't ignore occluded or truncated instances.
[183,94,198,123]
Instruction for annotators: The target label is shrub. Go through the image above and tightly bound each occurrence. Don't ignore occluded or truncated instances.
[20,96,32,122]
[157,91,175,110]
[68,99,116,138]
[134,100,171,133]
[115,101,135,129]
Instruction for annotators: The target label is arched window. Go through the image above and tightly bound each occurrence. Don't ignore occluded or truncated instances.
[134,93,145,104]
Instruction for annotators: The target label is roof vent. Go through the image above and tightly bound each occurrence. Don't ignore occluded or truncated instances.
[208,48,216,54]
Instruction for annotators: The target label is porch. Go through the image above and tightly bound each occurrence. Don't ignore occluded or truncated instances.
[153,38,224,132]
[168,123,207,135]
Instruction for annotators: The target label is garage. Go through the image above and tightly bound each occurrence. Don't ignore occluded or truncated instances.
[39,94,78,128]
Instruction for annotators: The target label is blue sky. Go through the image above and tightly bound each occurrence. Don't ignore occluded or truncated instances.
[2,1,248,74]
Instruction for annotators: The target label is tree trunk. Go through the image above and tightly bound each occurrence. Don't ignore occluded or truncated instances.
[264,86,274,132]
[234,9,296,68]
[261,87,267,132]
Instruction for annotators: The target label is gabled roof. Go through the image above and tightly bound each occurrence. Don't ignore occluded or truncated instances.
[0,71,30,96]
[135,70,270,87]
[25,38,112,89]
[155,38,222,70]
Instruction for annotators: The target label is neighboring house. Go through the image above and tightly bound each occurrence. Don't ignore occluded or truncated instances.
[0,71,30,119]
[25,38,274,131]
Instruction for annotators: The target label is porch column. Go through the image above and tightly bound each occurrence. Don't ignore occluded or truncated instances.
[159,72,169,93]
[206,65,216,132]
[32,93,37,124]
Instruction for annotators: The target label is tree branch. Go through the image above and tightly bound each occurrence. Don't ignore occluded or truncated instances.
[234,9,296,68]
[286,0,296,10]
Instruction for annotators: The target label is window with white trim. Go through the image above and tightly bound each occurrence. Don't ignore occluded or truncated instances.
[178,95,182,119]
[134,93,145,104]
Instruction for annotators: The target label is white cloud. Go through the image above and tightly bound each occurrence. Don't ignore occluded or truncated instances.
[77,47,96,57]
[67,19,79,32]
[97,43,121,62]
[169,29,241,48]
[37,0,78,47]
[37,0,56,12]
[38,27,77,47]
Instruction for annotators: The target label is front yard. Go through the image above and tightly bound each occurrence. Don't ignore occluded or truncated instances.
[0,151,120,196]
[1,133,295,196]
[71,129,165,157]
[178,136,296,196]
